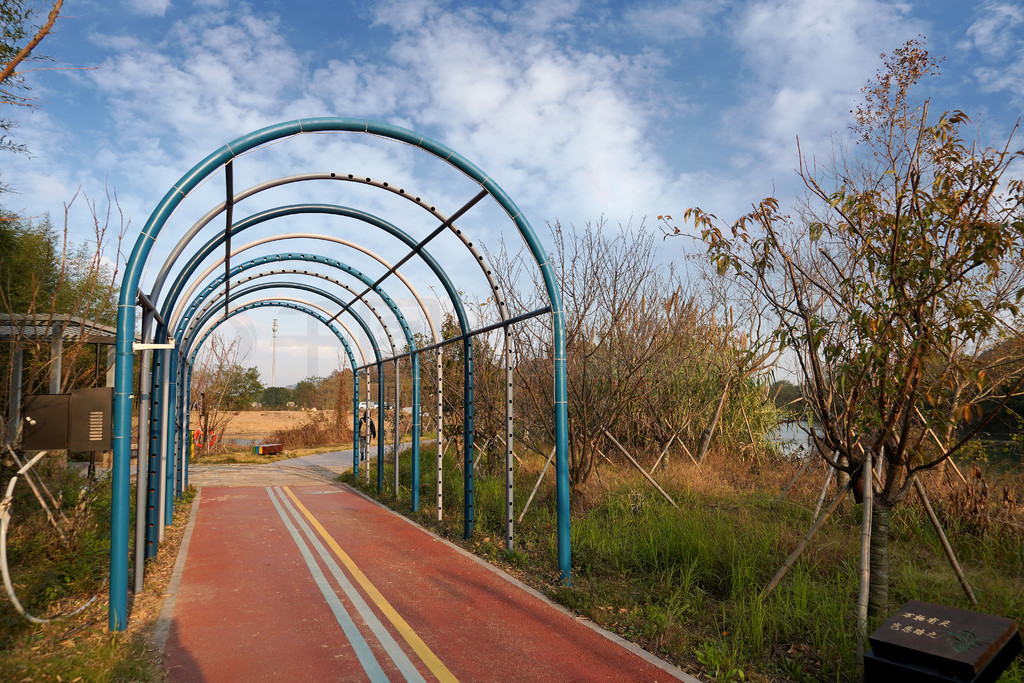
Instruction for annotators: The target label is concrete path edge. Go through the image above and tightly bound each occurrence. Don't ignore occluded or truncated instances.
[152,488,202,654]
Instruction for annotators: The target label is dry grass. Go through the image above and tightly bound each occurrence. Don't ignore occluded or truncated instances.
[189,409,337,439]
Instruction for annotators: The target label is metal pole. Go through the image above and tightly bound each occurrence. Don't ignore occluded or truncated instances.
[376,363,384,492]
[352,370,360,477]
[133,349,150,592]
[183,364,192,492]
[393,358,400,497]
[157,356,169,528]
[436,348,443,521]
[271,318,277,387]
[504,330,514,551]
[7,345,22,442]
[411,351,420,512]
[143,348,161,558]
[152,350,167,544]
[168,351,180,497]
[364,368,370,484]
[48,327,63,394]
[463,338,474,539]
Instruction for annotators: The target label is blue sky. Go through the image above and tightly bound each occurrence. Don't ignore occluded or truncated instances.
[5,0,1024,387]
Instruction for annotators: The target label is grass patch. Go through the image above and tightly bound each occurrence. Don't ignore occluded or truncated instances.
[344,446,1024,682]
[1,454,196,681]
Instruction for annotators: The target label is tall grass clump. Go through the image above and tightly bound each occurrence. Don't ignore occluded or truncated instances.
[0,455,164,680]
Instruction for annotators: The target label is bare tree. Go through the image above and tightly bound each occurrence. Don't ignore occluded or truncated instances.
[189,334,247,453]
[491,218,778,486]
[0,0,63,154]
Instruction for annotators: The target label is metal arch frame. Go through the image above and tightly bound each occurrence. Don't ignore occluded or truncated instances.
[178,274,393,470]
[166,231,448,510]
[181,295,380,487]
[183,301,358,475]
[164,239,431,486]
[146,190,514,571]
[155,204,477,530]
[186,297,359,367]
[143,287,379,587]
[111,118,570,631]
[184,275,415,496]
[177,257,428,489]
[152,173,515,532]
[182,295,370,469]
[150,170,514,530]
[142,251,406,581]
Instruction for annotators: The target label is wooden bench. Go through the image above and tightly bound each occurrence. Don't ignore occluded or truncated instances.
[252,443,284,455]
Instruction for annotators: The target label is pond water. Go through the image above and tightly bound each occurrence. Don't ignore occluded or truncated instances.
[768,421,1023,472]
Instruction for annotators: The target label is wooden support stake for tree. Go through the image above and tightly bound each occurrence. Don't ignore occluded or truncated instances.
[678,439,701,470]
[648,430,681,475]
[596,448,615,466]
[517,446,556,524]
[696,377,732,463]
[496,435,525,466]
[7,449,67,541]
[856,453,874,676]
[602,428,679,509]
[914,476,978,606]
[761,480,852,601]
[739,402,758,448]
[776,452,816,502]
[915,406,969,486]
[813,463,835,519]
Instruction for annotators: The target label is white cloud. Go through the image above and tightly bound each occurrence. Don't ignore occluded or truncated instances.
[965,3,1024,57]
[963,3,1024,102]
[516,0,581,33]
[729,0,922,173]
[626,1,726,39]
[364,3,675,220]
[91,8,306,156]
[123,0,172,17]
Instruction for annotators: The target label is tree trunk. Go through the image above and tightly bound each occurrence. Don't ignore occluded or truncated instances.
[868,501,891,620]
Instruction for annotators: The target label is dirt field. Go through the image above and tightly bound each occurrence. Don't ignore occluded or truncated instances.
[190,409,343,440]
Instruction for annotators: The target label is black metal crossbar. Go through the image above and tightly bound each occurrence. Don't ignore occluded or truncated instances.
[223,159,234,319]
[356,304,551,370]
[327,188,489,325]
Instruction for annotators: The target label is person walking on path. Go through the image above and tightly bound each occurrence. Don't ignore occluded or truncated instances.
[358,411,376,467]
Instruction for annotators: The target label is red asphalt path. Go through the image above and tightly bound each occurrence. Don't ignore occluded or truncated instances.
[162,483,688,682]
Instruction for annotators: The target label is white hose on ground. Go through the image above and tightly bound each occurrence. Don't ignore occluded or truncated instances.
[1,447,105,624]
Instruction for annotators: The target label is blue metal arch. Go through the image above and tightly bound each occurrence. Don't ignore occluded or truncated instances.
[178,274,388,470]
[176,253,415,353]
[156,206,476,534]
[159,204,470,335]
[170,253,420,497]
[111,118,570,631]
[183,300,360,477]
[181,278,401,485]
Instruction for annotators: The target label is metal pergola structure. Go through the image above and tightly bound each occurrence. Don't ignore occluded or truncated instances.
[108,118,570,631]
[1,314,123,441]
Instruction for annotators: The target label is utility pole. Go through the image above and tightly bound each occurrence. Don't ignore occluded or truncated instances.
[271,318,278,387]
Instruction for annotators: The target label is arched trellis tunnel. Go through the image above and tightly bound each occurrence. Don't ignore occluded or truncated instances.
[110,118,570,631]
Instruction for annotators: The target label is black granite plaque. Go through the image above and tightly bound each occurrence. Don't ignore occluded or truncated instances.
[866,600,1022,682]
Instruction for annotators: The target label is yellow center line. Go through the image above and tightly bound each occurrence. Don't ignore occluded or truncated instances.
[283,486,458,683]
